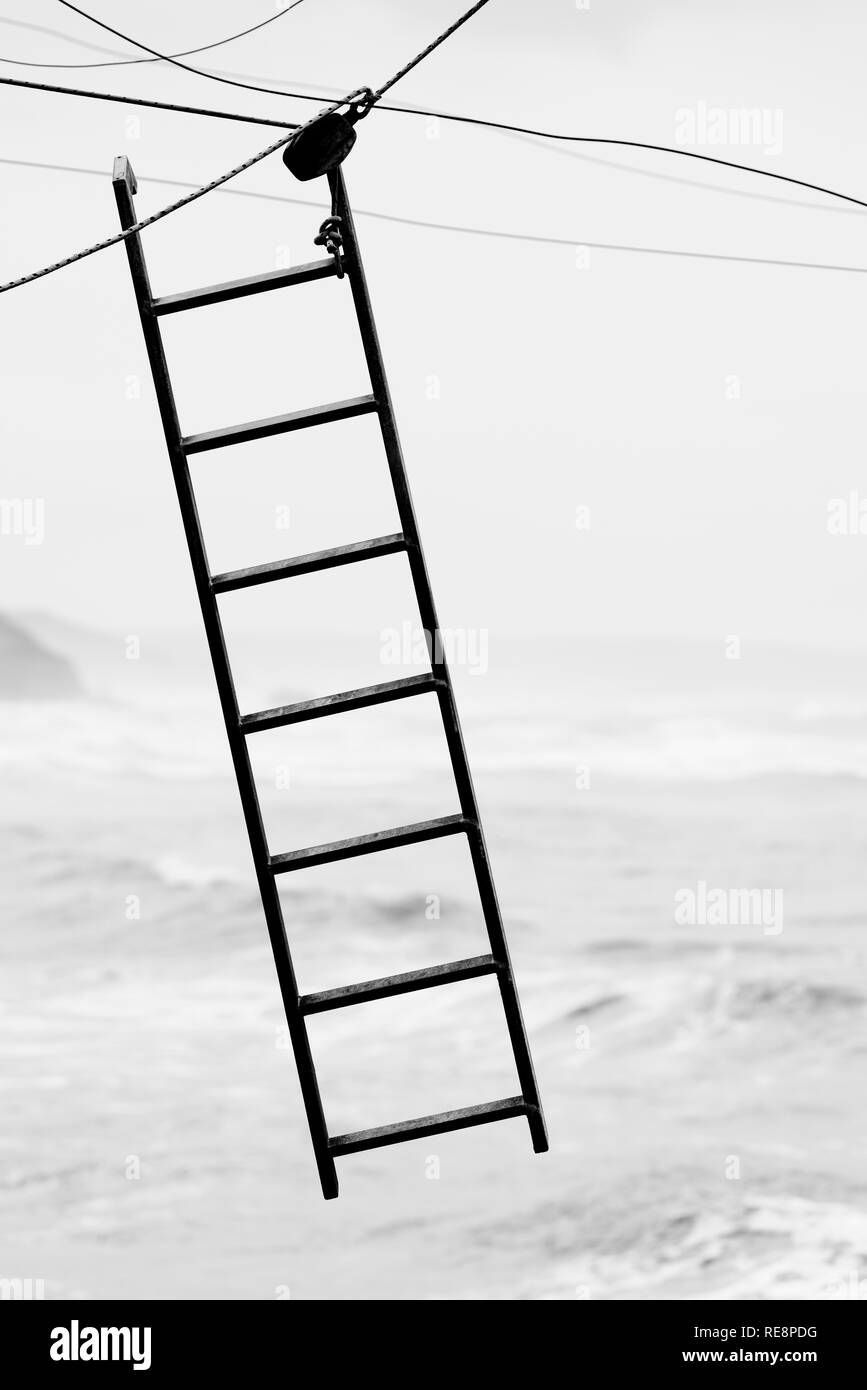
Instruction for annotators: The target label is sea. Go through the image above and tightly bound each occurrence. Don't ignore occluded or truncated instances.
[2,618,866,1300]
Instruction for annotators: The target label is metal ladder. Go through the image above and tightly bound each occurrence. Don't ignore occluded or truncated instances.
[112,155,547,1199]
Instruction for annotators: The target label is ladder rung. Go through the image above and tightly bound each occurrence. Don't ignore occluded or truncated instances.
[329,1097,529,1155]
[152,258,338,315]
[241,673,440,734]
[211,533,407,595]
[269,814,471,874]
[183,394,378,455]
[300,954,500,1016]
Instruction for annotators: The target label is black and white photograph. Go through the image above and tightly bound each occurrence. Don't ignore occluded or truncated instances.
[1,0,865,1344]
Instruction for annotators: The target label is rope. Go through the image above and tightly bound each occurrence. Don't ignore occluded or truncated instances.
[0,2,498,295]
[372,0,491,102]
[0,93,355,295]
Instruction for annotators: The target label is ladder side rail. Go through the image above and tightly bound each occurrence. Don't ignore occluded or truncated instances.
[111,156,339,1199]
[331,168,548,1152]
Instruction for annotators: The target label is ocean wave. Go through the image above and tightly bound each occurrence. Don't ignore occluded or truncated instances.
[529,1194,867,1301]
[12,619,867,788]
[531,968,866,1059]
[559,992,629,1021]
[351,888,477,929]
[8,690,867,785]
[723,978,865,1019]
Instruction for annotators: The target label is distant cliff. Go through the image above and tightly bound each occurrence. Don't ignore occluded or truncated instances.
[0,613,80,698]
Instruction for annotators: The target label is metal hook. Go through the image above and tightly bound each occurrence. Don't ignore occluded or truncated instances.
[314,215,345,278]
[343,87,374,124]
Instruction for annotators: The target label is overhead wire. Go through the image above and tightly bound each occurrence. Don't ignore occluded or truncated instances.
[54,0,340,103]
[182,67,866,217]
[0,73,296,127]
[3,0,865,215]
[3,65,865,217]
[51,0,491,108]
[3,154,865,278]
[4,0,858,215]
[0,2,308,69]
[0,2,307,69]
[2,2,866,293]
[215,72,867,214]
[0,0,493,294]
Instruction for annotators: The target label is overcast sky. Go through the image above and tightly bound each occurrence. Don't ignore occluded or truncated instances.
[2,0,867,646]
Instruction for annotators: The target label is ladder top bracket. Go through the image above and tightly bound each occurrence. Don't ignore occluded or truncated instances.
[112,154,137,196]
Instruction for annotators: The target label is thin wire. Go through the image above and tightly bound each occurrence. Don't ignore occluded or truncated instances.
[0,2,497,294]
[226,71,861,219]
[0,2,307,69]
[503,124,866,218]
[5,155,866,278]
[2,73,866,231]
[257,80,867,214]
[0,95,347,295]
[4,3,866,290]
[55,0,492,110]
[4,64,865,218]
[36,3,867,214]
[113,46,867,217]
[390,114,867,214]
[55,0,312,101]
[199,69,861,217]
[371,0,490,100]
[0,15,150,62]
[0,73,296,127]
